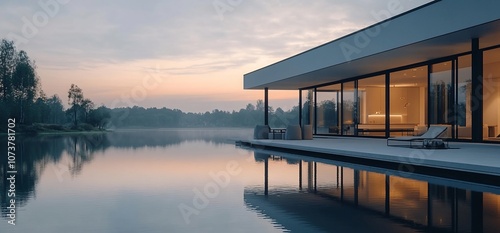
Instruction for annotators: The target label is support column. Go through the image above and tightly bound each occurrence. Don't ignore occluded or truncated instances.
[340,83,344,135]
[471,38,484,142]
[299,90,302,126]
[385,73,391,138]
[314,88,318,134]
[264,88,269,125]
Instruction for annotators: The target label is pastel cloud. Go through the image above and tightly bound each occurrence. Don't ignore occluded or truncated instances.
[0,0,433,112]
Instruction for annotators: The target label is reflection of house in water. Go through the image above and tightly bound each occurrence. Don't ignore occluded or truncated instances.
[247,151,500,233]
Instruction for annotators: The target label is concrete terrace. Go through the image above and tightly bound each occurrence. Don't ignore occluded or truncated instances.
[241,137,500,186]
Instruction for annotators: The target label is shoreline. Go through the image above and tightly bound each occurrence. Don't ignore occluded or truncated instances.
[0,129,110,136]
[0,123,111,136]
[0,126,255,136]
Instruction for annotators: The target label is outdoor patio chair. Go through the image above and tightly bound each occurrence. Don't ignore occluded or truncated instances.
[387,125,448,148]
[253,125,270,139]
[285,125,302,140]
[302,125,313,140]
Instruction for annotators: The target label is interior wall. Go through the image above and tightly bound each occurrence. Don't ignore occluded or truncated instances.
[483,63,500,128]
[484,93,498,126]
[390,87,421,124]
[364,87,384,123]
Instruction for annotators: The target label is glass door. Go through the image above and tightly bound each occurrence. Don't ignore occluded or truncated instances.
[456,55,472,140]
[342,81,358,136]
[316,84,341,135]
[389,66,428,137]
[429,61,454,138]
[483,48,500,141]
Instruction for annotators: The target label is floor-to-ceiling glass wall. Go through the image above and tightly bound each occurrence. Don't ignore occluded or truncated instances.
[483,48,500,141]
[316,84,341,135]
[429,61,454,138]
[268,90,300,128]
[342,81,357,135]
[456,55,472,140]
[308,48,499,142]
[301,89,315,128]
[357,75,386,137]
[389,66,428,137]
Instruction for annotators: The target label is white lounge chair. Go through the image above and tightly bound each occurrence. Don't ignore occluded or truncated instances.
[387,126,448,148]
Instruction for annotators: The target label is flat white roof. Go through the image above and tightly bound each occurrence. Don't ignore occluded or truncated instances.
[244,0,500,90]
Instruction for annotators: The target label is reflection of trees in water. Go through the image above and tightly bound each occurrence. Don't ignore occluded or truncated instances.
[65,134,110,176]
[1,135,65,218]
[1,129,251,219]
[0,133,111,218]
[107,129,251,149]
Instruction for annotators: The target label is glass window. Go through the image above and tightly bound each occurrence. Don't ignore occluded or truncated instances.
[429,61,453,138]
[430,62,453,124]
[316,84,341,135]
[342,81,357,135]
[457,55,472,140]
[358,75,386,137]
[301,89,314,128]
[390,66,428,137]
[268,90,299,128]
[483,48,500,141]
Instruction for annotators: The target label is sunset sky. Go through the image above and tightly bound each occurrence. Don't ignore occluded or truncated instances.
[1,0,432,113]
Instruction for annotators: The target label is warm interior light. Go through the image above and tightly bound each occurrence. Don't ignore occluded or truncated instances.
[391,83,419,87]
[367,114,403,124]
[368,114,403,117]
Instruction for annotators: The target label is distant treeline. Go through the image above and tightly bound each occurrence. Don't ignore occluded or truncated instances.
[0,38,299,131]
[108,102,299,128]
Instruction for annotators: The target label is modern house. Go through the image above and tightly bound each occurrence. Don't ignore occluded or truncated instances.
[243,0,500,143]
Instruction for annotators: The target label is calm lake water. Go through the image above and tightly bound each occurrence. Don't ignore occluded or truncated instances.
[1,128,499,233]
